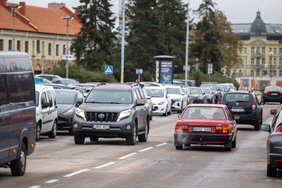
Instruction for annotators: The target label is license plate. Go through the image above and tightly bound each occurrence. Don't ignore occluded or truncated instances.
[231,108,245,112]
[192,127,211,132]
[271,93,278,96]
[92,124,110,130]
[234,116,240,120]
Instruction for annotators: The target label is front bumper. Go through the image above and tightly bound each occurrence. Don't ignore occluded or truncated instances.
[57,115,74,130]
[152,104,167,114]
[174,132,233,146]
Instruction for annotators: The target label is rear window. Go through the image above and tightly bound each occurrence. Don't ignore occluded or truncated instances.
[182,107,226,120]
[265,86,282,92]
[225,93,250,102]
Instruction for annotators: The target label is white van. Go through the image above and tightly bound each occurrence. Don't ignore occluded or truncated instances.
[35,85,58,140]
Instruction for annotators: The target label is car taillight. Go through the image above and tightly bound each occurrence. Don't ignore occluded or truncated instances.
[219,101,224,104]
[251,101,256,110]
[263,91,269,95]
[273,124,282,135]
[279,92,282,95]
[215,125,229,134]
[175,124,189,133]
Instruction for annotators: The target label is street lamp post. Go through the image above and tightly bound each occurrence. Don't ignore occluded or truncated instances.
[184,0,190,87]
[7,3,19,51]
[120,0,126,83]
[62,15,73,79]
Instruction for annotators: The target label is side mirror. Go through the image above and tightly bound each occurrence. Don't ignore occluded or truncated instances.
[136,98,146,106]
[76,98,83,107]
[261,124,271,133]
[270,109,277,115]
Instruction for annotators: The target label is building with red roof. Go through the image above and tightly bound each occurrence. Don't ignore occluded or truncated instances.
[0,0,82,74]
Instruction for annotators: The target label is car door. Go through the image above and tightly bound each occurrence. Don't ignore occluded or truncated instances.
[134,89,146,129]
[47,90,57,127]
[40,91,52,133]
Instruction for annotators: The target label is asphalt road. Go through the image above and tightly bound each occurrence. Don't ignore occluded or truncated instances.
[1,104,282,188]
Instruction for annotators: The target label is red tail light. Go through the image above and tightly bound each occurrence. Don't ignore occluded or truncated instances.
[252,101,256,110]
[175,124,189,133]
[279,92,282,95]
[215,125,229,134]
[273,123,282,135]
[263,91,269,95]
[219,101,224,104]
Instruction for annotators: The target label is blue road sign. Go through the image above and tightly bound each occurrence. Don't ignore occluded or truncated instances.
[104,65,113,74]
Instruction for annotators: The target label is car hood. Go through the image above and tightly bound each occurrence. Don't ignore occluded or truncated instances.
[57,104,75,115]
[151,97,165,104]
[167,94,181,100]
[79,103,133,113]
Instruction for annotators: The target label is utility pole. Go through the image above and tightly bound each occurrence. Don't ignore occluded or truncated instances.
[63,15,73,79]
[184,0,190,87]
[120,0,126,83]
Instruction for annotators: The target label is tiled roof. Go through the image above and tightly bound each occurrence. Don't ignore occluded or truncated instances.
[0,1,81,36]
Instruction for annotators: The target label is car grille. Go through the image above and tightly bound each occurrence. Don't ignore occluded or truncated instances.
[85,112,118,122]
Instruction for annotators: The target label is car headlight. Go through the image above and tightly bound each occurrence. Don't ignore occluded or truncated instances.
[75,108,86,121]
[63,108,74,116]
[117,109,132,122]
[158,100,165,105]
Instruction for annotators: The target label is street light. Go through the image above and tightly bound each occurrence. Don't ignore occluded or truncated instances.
[7,3,20,51]
[120,0,126,83]
[184,0,190,87]
[62,15,73,79]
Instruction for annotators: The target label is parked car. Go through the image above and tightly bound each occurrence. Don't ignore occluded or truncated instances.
[144,86,172,116]
[218,83,237,93]
[35,85,58,141]
[221,91,263,130]
[73,84,150,145]
[261,85,282,104]
[54,89,84,134]
[36,74,62,82]
[0,52,36,176]
[189,87,208,104]
[142,89,153,120]
[202,88,216,104]
[200,83,221,103]
[165,85,188,113]
[52,78,78,85]
[182,87,195,104]
[174,104,237,151]
[261,107,282,177]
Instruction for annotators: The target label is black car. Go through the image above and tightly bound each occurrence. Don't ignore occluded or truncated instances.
[221,91,263,130]
[55,89,84,134]
[261,107,282,177]
[73,84,150,145]
[261,85,282,104]
[188,87,208,104]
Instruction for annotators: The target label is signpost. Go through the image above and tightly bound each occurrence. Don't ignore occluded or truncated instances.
[208,63,213,82]
[136,68,143,81]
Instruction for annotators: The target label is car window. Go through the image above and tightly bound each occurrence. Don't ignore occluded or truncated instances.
[145,88,165,97]
[183,107,226,120]
[225,93,250,102]
[55,91,76,104]
[41,92,49,108]
[47,90,53,107]
[86,90,132,104]
[0,75,8,106]
[167,87,181,94]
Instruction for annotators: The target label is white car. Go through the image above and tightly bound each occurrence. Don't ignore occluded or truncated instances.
[165,85,188,113]
[35,84,58,141]
[144,86,172,116]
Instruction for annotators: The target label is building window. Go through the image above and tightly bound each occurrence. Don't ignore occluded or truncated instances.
[273,70,277,77]
[63,45,66,55]
[280,58,282,65]
[25,41,29,53]
[251,47,254,54]
[280,48,282,55]
[0,39,3,51]
[251,58,254,65]
[269,47,272,53]
[256,69,260,77]
[17,40,21,51]
[48,43,52,56]
[36,40,40,53]
[256,47,260,54]
[244,48,247,54]
[256,57,260,65]
[56,44,59,56]
[274,58,277,65]
[262,47,265,54]
[262,58,265,64]
[274,48,277,54]
[251,70,254,77]
[8,40,12,51]
[279,70,282,77]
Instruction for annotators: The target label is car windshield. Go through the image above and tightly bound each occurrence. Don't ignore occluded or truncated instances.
[35,91,39,107]
[61,79,77,85]
[265,86,282,92]
[145,88,165,97]
[85,90,132,104]
[167,88,181,94]
[203,89,211,94]
[55,91,76,104]
[190,88,202,94]
[225,93,250,102]
[182,107,226,120]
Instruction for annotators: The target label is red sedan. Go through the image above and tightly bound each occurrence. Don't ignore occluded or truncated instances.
[174,104,237,151]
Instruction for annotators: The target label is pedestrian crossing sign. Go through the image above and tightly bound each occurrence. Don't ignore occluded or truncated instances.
[104,65,113,74]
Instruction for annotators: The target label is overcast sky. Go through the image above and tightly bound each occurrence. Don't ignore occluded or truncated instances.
[9,0,282,24]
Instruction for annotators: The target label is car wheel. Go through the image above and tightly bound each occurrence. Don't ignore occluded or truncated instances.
[232,137,236,148]
[48,121,57,138]
[138,120,149,142]
[10,143,26,176]
[36,122,41,141]
[90,136,99,142]
[74,133,85,145]
[175,144,183,150]
[168,106,172,115]
[254,120,260,131]
[126,122,137,145]
[224,141,232,151]
[267,164,277,177]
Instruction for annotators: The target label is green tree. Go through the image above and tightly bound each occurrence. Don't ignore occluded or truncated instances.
[71,0,116,71]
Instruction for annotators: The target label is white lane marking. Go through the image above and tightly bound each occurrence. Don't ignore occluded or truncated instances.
[118,152,137,160]
[63,169,90,178]
[138,147,154,152]
[45,179,59,184]
[94,162,116,169]
[156,143,168,147]
[29,186,41,188]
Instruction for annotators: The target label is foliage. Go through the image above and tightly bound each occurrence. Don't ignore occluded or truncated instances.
[71,0,116,71]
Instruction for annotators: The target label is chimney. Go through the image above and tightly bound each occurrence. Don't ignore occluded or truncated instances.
[0,0,7,6]
[48,3,65,9]
[19,2,26,15]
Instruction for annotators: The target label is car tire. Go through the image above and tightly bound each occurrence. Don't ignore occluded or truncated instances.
[254,120,260,131]
[48,121,57,138]
[90,136,99,142]
[168,106,172,115]
[10,143,26,176]
[224,141,232,151]
[267,164,277,177]
[36,122,41,141]
[175,144,183,150]
[126,122,137,145]
[138,121,149,142]
[232,137,236,148]
[74,133,85,145]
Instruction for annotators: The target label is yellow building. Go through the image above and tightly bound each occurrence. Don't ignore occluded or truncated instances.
[230,11,282,89]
